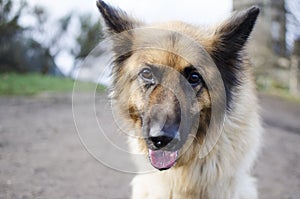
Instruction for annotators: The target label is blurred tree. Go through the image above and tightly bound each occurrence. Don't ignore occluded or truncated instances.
[29,6,73,75]
[0,0,105,76]
[286,0,300,52]
[0,0,64,75]
[71,14,103,60]
[0,0,26,37]
[234,0,300,93]
[271,0,287,56]
[67,14,104,76]
[0,0,27,72]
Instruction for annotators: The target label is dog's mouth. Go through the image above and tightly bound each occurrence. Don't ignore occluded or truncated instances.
[148,149,178,170]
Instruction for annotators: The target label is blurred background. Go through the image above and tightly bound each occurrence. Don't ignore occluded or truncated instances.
[0,0,299,199]
[1,0,300,95]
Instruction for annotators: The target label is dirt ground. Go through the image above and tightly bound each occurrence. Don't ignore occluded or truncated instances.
[0,92,299,199]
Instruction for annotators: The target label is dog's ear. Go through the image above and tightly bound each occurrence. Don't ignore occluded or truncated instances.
[96,0,143,65]
[96,0,142,34]
[212,6,260,61]
[210,6,259,109]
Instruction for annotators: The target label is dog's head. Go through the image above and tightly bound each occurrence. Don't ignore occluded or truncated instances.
[97,1,259,170]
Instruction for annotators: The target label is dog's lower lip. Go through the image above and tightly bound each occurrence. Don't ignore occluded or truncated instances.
[148,149,178,170]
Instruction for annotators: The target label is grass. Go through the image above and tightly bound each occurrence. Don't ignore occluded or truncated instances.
[1,73,299,105]
[256,76,300,104]
[0,73,105,95]
[259,89,300,104]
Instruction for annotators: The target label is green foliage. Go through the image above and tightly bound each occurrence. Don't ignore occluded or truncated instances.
[0,0,26,33]
[0,0,61,74]
[0,0,104,75]
[0,73,105,95]
[72,14,103,60]
[256,74,300,103]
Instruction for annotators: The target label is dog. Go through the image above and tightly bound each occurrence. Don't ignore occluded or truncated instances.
[97,1,262,198]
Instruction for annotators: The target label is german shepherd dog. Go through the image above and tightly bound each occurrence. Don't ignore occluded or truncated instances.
[97,1,262,198]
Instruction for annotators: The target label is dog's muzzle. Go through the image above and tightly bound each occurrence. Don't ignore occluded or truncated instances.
[148,123,180,150]
[146,121,181,170]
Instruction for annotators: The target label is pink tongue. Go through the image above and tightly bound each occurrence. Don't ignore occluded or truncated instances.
[148,149,178,170]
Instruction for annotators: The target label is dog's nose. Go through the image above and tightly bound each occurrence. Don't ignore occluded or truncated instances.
[149,135,173,149]
[148,123,180,150]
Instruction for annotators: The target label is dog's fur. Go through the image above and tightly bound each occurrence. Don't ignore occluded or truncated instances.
[97,1,262,198]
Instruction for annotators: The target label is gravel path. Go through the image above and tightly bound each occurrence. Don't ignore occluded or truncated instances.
[0,92,299,199]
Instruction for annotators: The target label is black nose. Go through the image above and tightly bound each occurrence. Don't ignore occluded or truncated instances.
[149,135,173,149]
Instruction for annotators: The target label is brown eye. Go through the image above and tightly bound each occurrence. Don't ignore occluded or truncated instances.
[140,68,153,81]
[188,72,202,86]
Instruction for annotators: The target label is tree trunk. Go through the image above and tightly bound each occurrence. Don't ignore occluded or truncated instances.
[289,39,300,95]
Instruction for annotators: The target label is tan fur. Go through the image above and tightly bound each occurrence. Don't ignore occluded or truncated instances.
[129,77,261,199]
[97,2,262,198]
[122,22,259,199]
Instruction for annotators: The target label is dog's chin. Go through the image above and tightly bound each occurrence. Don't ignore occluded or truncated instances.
[148,149,178,170]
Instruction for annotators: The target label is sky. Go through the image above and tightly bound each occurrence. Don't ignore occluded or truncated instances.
[25,0,232,74]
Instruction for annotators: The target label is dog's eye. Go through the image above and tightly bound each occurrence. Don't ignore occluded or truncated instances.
[140,68,153,81]
[188,72,202,86]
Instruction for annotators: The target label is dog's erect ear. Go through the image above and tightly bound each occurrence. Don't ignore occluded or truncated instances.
[210,6,259,109]
[96,0,142,34]
[213,6,260,60]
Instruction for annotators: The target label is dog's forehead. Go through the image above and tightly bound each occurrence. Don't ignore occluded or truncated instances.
[130,49,191,71]
[122,29,214,73]
[128,29,210,71]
